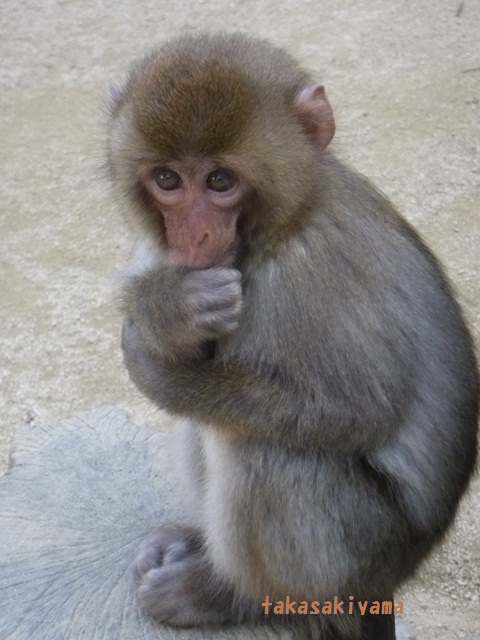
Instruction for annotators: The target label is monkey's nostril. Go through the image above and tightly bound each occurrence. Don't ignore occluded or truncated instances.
[198,232,210,247]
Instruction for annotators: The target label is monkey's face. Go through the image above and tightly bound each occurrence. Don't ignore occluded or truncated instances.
[107,35,336,264]
[137,159,249,268]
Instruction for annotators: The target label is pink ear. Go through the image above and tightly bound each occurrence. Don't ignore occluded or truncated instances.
[293,84,335,151]
[106,83,127,114]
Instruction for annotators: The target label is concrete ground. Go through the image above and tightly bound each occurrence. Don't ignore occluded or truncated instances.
[0,1,479,638]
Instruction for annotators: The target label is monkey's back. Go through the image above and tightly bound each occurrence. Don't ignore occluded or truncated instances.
[228,153,478,540]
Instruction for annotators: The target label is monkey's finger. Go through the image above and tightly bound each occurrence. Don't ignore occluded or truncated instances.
[199,311,242,338]
[189,268,242,289]
[198,297,243,321]
[200,322,240,341]
[193,283,242,312]
[133,540,164,584]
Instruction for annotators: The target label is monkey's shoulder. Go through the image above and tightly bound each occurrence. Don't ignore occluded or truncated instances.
[238,170,471,370]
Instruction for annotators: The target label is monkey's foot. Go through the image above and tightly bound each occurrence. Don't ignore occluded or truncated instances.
[133,524,235,626]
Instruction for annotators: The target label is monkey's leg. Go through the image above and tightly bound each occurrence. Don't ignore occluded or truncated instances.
[132,425,273,627]
[174,418,207,519]
[200,436,409,639]
[133,420,257,627]
[133,523,244,626]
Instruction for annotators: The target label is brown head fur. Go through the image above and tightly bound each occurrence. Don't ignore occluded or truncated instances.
[108,33,328,255]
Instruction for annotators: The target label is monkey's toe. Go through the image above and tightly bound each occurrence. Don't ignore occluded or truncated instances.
[136,558,229,626]
[132,524,203,583]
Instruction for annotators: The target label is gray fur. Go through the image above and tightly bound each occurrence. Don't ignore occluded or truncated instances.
[112,33,479,640]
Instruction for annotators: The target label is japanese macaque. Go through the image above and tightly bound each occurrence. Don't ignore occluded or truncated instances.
[107,33,479,639]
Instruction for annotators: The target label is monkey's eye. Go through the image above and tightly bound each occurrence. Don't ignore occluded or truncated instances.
[153,168,182,191]
[206,170,237,193]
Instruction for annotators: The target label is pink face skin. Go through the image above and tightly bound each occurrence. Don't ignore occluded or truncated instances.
[139,160,248,269]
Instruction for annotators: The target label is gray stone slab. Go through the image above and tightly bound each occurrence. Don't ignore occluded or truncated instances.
[0,405,295,640]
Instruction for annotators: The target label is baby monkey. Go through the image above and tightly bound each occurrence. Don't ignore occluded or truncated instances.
[107,33,479,639]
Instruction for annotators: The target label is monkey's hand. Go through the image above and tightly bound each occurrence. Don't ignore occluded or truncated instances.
[123,267,242,361]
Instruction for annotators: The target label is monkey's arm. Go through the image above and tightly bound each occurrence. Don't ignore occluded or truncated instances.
[123,266,242,362]
[122,317,405,453]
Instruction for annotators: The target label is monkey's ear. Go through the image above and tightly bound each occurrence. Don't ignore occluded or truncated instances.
[293,84,335,151]
[106,83,127,114]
